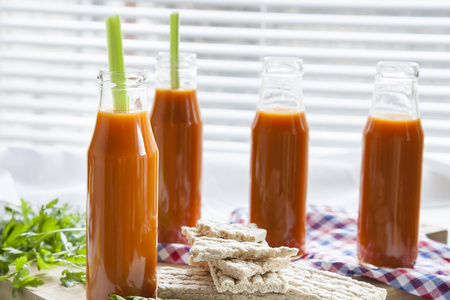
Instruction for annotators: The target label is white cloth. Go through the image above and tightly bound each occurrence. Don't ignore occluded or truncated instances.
[0,144,449,237]
[0,144,86,210]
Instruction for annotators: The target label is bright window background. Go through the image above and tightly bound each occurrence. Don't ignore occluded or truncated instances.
[1,0,450,154]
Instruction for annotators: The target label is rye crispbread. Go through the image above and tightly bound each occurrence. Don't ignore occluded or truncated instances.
[280,264,387,300]
[196,219,267,243]
[188,256,210,271]
[173,220,386,300]
[181,226,202,246]
[158,266,294,299]
[189,256,290,279]
[158,265,387,300]
[190,236,298,262]
[211,257,291,279]
[208,262,288,293]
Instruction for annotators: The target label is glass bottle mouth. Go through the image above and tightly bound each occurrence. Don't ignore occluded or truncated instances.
[97,68,149,89]
[371,61,420,119]
[376,61,419,80]
[262,57,303,76]
[157,52,197,70]
[97,68,149,112]
[155,52,197,90]
[258,56,305,111]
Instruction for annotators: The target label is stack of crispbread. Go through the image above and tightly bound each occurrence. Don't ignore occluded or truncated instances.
[158,219,387,300]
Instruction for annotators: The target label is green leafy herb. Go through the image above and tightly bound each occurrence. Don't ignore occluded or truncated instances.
[60,269,86,288]
[0,199,86,297]
[6,256,45,297]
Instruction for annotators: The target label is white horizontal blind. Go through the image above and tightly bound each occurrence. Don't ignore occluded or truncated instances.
[0,1,449,154]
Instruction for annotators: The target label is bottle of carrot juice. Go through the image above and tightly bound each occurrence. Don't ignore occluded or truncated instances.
[250,57,309,254]
[150,52,202,244]
[358,61,424,269]
[87,69,158,299]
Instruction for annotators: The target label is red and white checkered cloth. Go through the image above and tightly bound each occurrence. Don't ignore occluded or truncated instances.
[158,205,450,300]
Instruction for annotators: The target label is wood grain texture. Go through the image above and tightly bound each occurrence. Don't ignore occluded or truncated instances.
[354,276,426,300]
[421,223,448,244]
[0,263,427,300]
[0,265,86,300]
[0,224,444,300]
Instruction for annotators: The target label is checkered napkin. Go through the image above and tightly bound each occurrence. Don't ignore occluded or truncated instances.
[157,205,450,299]
[157,243,191,264]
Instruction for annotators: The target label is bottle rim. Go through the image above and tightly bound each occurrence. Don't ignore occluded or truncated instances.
[262,56,304,75]
[97,68,149,88]
[376,61,419,79]
[97,68,148,78]
[157,52,197,69]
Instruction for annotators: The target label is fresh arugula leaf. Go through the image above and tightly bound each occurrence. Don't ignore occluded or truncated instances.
[37,253,63,271]
[2,247,24,256]
[60,269,86,287]
[14,256,28,271]
[12,276,44,297]
[20,199,33,224]
[4,205,21,216]
[10,256,45,297]
[77,246,86,256]
[36,255,51,271]
[0,258,9,275]
[2,219,30,248]
[66,254,86,266]
[41,218,60,233]
[0,199,87,297]
[0,270,14,280]
[45,199,59,210]
[109,296,127,300]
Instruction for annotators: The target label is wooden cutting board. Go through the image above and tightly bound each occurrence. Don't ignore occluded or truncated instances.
[0,224,445,300]
[0,263,427,300]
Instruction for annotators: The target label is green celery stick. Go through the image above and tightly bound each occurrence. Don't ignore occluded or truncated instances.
[170,12,180,90]
[105,15,128,111]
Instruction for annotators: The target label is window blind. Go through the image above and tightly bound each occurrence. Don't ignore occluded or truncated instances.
[0,0,449,154]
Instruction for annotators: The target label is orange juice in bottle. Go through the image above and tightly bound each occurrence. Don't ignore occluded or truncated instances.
[250,57,309,253]
[150,52,202,244]
[358,61,424,269]
[87,69,158,299]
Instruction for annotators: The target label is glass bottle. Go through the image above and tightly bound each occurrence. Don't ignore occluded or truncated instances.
[150,52,203,245]
[87,69,158,299]
[358,61,424,269]
[250,57,309,254]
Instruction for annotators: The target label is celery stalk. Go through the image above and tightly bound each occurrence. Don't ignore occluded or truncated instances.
[105,15,128,111]
[170,12,180,90]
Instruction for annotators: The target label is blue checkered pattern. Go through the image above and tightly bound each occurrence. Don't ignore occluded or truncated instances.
[230,205,450,300]
[157,206,450,299]
[158,243,191,264]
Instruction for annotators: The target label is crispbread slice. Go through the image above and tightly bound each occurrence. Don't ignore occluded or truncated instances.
[196,219,267,243]
[188,256,210,272]
[189,257,289,279]
[158,266,295,300]
[181,226,202,246]
[211,257,290,279]
[280,264,387,300]
[190,236,298,262]
[158,266,387,300]
[208,262,288,293]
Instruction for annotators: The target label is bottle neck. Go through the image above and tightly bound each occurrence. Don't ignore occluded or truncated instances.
[370,61,420,119]
[156,52,197,90]
[98,69,149,112]
[258,57,304,111]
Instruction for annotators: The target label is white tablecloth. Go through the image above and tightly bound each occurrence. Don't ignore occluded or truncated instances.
[1,144,449,240]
